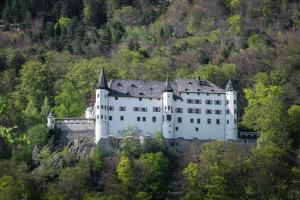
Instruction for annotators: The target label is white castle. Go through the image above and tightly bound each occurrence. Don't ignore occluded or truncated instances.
[48,68,238,143]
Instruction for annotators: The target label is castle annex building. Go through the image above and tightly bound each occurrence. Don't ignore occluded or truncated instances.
[48,69,238,143]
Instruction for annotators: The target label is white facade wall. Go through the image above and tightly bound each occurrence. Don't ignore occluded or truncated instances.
[108,96,163,137]
[94,91,238,143]
[225,91,238,140]
[95,88,109,143]
[173,92,226,140]
[162,92,175,139]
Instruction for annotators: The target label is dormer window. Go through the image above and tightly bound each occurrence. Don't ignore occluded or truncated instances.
[185,88,188,91]
[139,92,144,96]
[197,89,201,91]
[188,82,192,85]
[117,83,122,86]
[150,88,153,90]
[131,84,137,88]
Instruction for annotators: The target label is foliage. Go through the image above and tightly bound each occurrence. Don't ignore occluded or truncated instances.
[1,0,300,199]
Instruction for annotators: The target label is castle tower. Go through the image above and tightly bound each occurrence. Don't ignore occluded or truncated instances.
[95,68,109,143]
[225,79,238,140]
[47,112,55,130]
[162,79,174,139]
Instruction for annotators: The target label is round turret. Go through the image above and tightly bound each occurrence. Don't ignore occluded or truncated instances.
[47,112,55,130]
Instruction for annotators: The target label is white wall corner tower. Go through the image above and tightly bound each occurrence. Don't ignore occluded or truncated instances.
[162,79,174,139]
[47,112,55,130]
[95,68,109,143]
[225,79,238,140]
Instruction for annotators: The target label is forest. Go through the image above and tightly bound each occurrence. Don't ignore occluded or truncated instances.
[0,0,300,199]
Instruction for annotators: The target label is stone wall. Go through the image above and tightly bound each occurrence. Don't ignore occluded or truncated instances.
[56,118,95,141]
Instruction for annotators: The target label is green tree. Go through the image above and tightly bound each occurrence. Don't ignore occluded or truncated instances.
[117,156,134,188]
[227,15,241,34]
[16,61,54,110]
[54,82,85,117]
[242,73,290,149]
[137,151,169,199]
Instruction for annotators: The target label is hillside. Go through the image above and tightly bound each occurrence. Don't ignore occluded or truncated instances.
[0,0,300,199]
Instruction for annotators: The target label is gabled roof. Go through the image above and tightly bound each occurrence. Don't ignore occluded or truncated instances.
[107,79,224,98]
[96,68,108,89]
[225,79,235,91]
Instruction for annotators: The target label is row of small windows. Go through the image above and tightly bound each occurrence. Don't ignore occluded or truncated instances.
[97,115,237,125]
[112,96,237,105]
[187,99,222,105]
[98,105,236,114]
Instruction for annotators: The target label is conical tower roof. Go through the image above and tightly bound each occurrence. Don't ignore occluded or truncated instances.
[96,68,108,89]
[162,78,173,92]
[225,79,235,91]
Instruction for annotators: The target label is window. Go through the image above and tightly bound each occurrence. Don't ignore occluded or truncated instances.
[205,100,212,105]
[206,109,212,114]
[115,97,118,100]
[175,127,178,131]
[101,105,104,109]
[178,117,182,123]
[226,109,230,114]
[143,117,146,122]
[234,109,237,114]
[105,105,107,110]
[133,107,140,111]
[109,116,112,120]
[187,108,194,113]
[108,106,114,111]
[226,100,229,105]
[153,107,161,112]
[234,119,237,124]
[227,120,229,124]
[207,119,211,124]
[97,115,99,119]
[168,106,171,111]
[152,116,156,122]
[97,105,99,109]
[105,115,106,120]
[187,99,193,104]
[195,127,199,131]
[141,107,147,112]
[194,99,201,104]
[119,106,126,111]
[195,108,201,114]
[101,115,103,119]
[164,106,167,111]
[216,119,220,124]
[215,100,221,105]
[215,110,222,115]
[139,98,142,101]
[234,100,237,104]
[167,114,172,121]
[175,108,183,113]
[97,94,99,97]
[197,118,201,124]
[120,116,124,121]
[190,118,194,123]
[137,117,140,121]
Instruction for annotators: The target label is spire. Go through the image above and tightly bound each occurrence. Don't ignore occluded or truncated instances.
[97,68,108,90]
[162,78,173,92]
[48,111,53,117]
[225,78,235,91]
